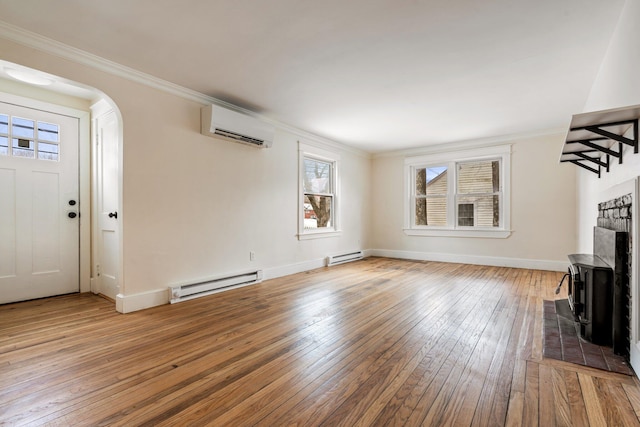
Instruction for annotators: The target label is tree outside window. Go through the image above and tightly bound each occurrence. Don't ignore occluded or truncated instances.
[298,141,340,239]
[303,158,333,229]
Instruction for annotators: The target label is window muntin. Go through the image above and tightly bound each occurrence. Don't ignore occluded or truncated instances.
[0,114,60,161]
[298,142,340,239]
[405,145,510,238]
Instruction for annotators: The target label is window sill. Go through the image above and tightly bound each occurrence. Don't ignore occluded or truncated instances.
[298,230,342,240]
[403,228,512,239]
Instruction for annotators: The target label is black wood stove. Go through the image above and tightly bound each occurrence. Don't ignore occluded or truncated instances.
[559,227,629,356]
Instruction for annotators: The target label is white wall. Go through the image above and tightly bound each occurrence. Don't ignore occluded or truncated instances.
[0,77,92,111]
[7,0,633,309]
[575,0,640,370]
[0,37,371,309]
[371,133,577,270]
[577,0,640,253]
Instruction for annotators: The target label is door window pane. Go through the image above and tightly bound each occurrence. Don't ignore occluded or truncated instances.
[38,142,59,161]
[38,122,59,142]
[12,117,34,139]
[1,114,60,161]
[0,114,8,134]
[12,138,35,158]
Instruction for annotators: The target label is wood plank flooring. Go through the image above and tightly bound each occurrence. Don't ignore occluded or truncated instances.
[1,257,640,426]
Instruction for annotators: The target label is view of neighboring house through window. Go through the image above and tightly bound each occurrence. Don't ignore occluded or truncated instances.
[415,166,447,226]
[298,141,340,239]
[405,144,511,238]
[457,203,475,226]
[456,160,500,227]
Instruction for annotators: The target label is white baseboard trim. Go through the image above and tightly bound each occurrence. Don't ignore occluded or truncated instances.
[114,258,328,313]
[116,288,169,314]
[263,257,327,280]
[369,249,568,272]
[113,249,567,313]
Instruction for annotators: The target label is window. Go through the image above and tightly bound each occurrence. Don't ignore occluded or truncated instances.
[404,144,511,238]
[0,113,60,161]
[458,203,475,226]
[298,141,340,239]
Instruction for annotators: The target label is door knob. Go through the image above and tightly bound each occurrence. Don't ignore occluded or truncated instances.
[108,211,118,219]
[68,212,77,219]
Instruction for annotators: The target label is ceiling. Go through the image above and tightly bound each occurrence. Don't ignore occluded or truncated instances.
[0,0,627,152]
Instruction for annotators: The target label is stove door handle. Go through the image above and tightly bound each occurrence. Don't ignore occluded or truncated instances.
[555,272,570,295]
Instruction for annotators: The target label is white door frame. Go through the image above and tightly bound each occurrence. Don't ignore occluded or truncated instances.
[90,98,123,306]
[0,91,91,294]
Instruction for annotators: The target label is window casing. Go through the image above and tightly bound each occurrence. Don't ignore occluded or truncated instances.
[298,142,340,239]
[404,144,511,238]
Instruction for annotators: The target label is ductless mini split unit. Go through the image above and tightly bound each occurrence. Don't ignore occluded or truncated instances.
[201,104,275,148]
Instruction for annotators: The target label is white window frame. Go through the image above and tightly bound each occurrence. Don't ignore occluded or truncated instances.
[404,144,511,238]
[298,141,341,240]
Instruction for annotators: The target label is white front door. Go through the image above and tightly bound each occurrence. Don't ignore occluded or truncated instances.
[93,107,119,300]
[0,101,79,304]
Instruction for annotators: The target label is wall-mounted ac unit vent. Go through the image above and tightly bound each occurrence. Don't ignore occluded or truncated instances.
[201,104,275,148]
[170,269,263,303]
[326,250,364,266]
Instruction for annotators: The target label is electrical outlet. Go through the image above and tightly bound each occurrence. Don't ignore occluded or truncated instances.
[250,251,255,261]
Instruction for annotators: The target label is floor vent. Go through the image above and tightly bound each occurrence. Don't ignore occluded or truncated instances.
[170,270,263,303]
[326,250,364,266]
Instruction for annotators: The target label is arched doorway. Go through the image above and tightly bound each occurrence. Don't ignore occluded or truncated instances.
[0,61,122,307]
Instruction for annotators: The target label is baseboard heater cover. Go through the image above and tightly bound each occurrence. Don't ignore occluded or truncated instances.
[170,270,263,303]
[326,250,364,266]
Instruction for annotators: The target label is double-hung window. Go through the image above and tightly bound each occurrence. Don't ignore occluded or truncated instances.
[298,141,340,239]
[404,144,511,238]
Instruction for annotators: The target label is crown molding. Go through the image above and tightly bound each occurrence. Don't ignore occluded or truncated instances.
[0,21,214,105]
[372,127,566,159]
[0,20,370,158]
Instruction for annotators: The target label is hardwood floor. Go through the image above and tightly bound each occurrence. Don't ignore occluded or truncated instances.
[1,257,640,426]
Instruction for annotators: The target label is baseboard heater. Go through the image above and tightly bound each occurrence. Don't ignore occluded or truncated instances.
[326,250,364,266]
[169,269,263,303]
